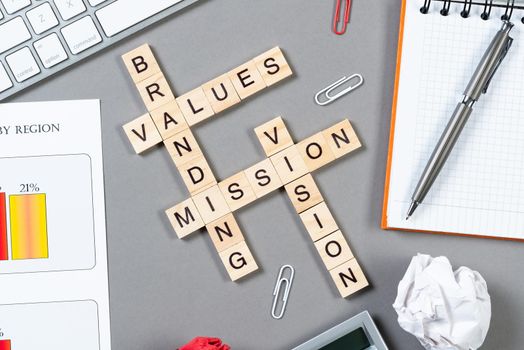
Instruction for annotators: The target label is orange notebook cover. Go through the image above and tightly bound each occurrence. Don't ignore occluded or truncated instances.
[382,0,524,241]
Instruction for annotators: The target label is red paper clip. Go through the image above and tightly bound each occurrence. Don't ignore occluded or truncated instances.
[333,0,352,35]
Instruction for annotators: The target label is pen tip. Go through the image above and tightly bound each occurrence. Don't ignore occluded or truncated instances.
[406,201,419,220]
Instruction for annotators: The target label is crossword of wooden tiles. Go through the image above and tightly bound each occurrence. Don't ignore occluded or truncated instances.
[121,44,368,298]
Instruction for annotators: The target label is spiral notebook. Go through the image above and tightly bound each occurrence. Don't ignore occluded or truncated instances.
[382,0,524,240]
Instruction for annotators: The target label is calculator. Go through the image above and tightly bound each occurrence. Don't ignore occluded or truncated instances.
[292,311,388,350]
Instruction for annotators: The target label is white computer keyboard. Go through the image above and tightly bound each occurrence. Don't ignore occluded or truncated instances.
[0,0,200,100]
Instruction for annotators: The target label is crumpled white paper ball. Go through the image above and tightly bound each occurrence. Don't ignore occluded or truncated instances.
[393,254,491,350]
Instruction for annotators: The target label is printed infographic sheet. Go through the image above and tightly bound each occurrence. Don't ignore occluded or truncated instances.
[0,100,111,350]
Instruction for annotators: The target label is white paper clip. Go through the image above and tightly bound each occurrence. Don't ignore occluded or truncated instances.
[271,264,295,320]
[314,73,364,106]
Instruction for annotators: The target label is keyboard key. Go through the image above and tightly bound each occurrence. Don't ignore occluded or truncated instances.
[0,17,31,55]
[54,0,86,20]
[27,3,59,34]
[34,33,67,68]
[88,0,108,6]
[1,0,31,14]
[0,63,13,93]
[61,16,101,54]
[96,0,182,37]
[6,47,41,82]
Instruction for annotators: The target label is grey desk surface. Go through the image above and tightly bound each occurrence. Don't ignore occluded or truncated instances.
[10,0,523,349]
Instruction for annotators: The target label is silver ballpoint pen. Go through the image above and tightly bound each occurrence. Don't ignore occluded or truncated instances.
[406,20,514,220]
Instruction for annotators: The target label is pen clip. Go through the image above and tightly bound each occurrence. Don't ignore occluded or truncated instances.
[483,36,513,94]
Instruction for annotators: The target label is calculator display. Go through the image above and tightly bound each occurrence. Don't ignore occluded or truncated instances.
[318,327,371,350]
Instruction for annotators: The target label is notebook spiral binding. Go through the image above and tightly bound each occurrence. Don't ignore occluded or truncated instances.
[420,0,524,23]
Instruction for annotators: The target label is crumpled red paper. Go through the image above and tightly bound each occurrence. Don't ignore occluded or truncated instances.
[179,337,231,350]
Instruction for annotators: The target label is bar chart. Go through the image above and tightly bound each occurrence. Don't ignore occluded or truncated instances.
[0,154,96,274]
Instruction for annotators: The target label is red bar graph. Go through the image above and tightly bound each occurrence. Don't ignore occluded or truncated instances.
[0,339,11,350]
[0,193,7,261]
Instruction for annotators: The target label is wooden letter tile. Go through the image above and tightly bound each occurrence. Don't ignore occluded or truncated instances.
[166,198,205,238]
[270,145,309,185]
[206,213,245,252]
[297,132,336,172]
[192,185,231,224]
[178,156,217,195]
[314,230,354,271]
[244,158,283,198]
[228,60,267,100]
[322,119,362,159]
[136,72,175,111]
[150,100,188,140]
[254,116,294,157]
[176,87,215,126]
[219,241,259,281]
[253,47,293,86]
[218,171,257,212]
[299,202,339,242]
[284,174,324,213]
[164,128,203,167]
[202,74,241,114]
[123,113,162,154]
[329,258,369,298]
[122,44,161,84]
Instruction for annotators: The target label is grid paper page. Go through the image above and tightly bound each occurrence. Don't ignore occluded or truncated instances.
[386,1,524,238]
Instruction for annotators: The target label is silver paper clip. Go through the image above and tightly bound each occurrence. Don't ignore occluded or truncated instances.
[314,73,364,106]
[271,264,295,320]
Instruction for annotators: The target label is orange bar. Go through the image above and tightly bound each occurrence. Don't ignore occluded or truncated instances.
[10,194,48,260]
[0,339,11,350]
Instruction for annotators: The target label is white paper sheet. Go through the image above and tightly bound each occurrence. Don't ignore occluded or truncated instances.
[0,100,111,350]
